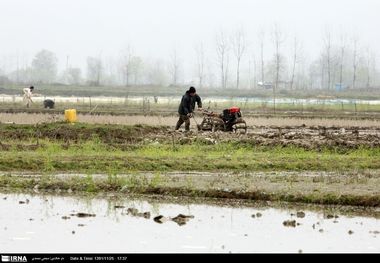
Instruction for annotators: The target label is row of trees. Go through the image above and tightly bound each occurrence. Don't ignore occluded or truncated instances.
[0,26,378,91]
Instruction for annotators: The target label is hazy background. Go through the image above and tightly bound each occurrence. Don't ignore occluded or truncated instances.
[0,0,379,89]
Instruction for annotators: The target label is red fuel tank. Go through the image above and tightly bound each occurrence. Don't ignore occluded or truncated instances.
[229,106,240,113]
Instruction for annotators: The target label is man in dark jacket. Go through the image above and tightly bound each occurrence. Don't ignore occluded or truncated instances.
[191,91,202,112]
[175,87,202,131]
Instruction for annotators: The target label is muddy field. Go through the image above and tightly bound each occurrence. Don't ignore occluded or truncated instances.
[1,122,380,150]
[2,112,380,127]
[1,122,380,206]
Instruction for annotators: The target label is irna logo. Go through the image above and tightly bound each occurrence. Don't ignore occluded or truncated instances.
[1,255,27,262]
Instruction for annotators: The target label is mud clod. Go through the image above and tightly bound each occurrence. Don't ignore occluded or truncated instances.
[296,211,305,218]
[126,208,150,219]
[127,208,139,216]
[71,212,96,218]
[153,215,168,224]
[141,212,151,219]
[283,220,296,227]
[171,214,195,226]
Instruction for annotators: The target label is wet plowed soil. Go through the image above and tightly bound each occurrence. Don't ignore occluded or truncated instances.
[1,122,380,150]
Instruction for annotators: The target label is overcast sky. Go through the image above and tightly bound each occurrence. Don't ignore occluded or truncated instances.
[0,0,379,72]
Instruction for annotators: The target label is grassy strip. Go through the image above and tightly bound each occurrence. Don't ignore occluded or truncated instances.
[1,123,380,172]
[0,140,380,172]
[1,172,379,207]
[0,122,166,142]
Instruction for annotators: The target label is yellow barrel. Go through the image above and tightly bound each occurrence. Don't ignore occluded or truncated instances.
[64,109,77,123]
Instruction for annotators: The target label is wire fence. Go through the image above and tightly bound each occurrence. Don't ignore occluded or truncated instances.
[1,95,380,116]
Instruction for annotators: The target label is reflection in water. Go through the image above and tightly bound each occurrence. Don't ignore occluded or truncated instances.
[0,191,379,253]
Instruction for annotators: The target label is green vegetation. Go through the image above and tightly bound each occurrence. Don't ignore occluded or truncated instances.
[0,122,379,173]
[0,122,379,206]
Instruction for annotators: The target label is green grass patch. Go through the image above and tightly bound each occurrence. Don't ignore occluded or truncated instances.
[1,138,380,173]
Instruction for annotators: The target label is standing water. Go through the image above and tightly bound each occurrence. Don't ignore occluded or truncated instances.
[0,192,379,253]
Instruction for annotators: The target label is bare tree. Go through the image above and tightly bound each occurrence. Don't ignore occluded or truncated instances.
[272,24,285,113]
[231,28,246,89]
[216,31,230,89]
[121,45,133,86]
[319,56,325,89]
[372,53,378,87]
[66,67,82,85]
[194,43,205,88]
[352,36,359,89]
[258,29,265,85]
[339,33,347,86]
[130,56,143,85]
[366,46,371,88]
[323,29,333,90]
[31,49,58,84]
[170,48,180,86]
[248,57,253,89]
[289,36,300,90]
[147,59,168,86]
[87,56,102,86]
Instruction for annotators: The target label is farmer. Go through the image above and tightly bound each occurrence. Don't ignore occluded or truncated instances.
[23,86,34,108]
[175,86,202,131]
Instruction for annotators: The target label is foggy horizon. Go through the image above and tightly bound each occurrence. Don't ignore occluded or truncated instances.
[1,0,379,89]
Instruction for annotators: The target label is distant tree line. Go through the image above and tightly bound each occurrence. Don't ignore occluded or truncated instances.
[0,26,378,92]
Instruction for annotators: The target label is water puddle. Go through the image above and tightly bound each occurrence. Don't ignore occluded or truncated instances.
[0,191,379,253]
